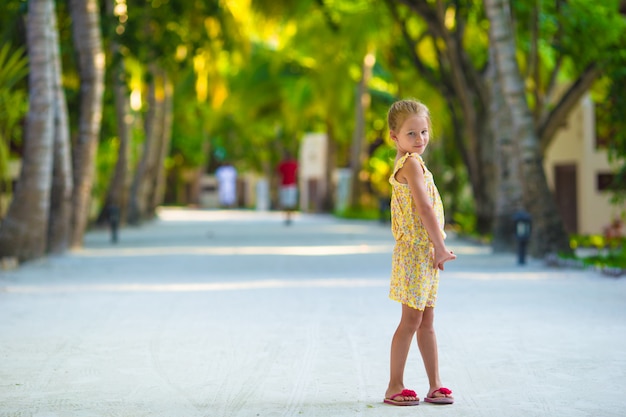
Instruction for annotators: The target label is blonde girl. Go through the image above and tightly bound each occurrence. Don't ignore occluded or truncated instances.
[383,99,456,406]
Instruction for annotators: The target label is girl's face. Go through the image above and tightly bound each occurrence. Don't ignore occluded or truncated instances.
[391,115,430,155]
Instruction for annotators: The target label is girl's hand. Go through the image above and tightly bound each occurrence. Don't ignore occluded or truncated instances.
[434,248,456,270]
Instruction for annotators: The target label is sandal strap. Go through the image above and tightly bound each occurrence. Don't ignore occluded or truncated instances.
[431,387,452,396]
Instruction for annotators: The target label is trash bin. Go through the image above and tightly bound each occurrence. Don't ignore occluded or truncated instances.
[255,178,270,211]
[199,175,219,208]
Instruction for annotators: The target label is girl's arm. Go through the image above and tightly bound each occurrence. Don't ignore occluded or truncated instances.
[397,156,456,270]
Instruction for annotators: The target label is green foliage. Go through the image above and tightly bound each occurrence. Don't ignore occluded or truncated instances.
[570,233,625,250]
[0,1,26,47]
[558,0,625,69]
[4,0,625,233]
[170,69,212,169]
[368,145,394,198]
[570,234,609,250]
[582,248,626,269]
[0,44,28,191]
[94,138,119,207]
[568,234,626,269]
[216,45,286,173]
[452,211,478,237]
[595,41,626,207]
[216,0,379,175]
[335,206,381,221]
[460,1,491,71]
[0,44,28,91]
[514,0,625,73]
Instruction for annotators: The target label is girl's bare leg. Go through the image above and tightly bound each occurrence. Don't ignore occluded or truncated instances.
[385,304,423,402]
[417,307,451,398]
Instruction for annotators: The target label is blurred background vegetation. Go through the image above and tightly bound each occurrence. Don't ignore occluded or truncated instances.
[0,0,625,267]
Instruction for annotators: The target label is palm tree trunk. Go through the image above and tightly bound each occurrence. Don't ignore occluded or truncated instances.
[349,52,374,208]
[322,117,337,211]
[485,0,570,256]
[69,0,105,248]
[486,54,522,252]
[127,65,164,224]
[0,0,54,261]
[98,0,132,226]
[48,1,73,254]
[149,74,174,216]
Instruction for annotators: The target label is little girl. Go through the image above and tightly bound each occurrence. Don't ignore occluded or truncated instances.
[383,99,456,406]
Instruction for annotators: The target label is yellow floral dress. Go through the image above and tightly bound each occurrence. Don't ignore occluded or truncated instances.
[389,153,446,310]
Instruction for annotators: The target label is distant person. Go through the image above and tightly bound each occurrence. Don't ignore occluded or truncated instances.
[277,153,298,225]
[383,99,456,406]
[215,163,237,208]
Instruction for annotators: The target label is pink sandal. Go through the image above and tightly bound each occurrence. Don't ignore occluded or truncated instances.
[384,389,420,406]
[424,387,454,404]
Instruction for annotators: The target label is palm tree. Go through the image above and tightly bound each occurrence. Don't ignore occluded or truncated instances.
[349,49,375,209]
[127,65,168,224]
[486,50,523,252]
[98,0,132,226]
[386,0,614,254]
[69,0,105,248]
[48,1,73,254]
[485,0,569,255]
[150,76,174,216]
[0,0,55,261]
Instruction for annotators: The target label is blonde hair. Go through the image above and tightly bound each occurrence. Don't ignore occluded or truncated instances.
[387,99,432,136]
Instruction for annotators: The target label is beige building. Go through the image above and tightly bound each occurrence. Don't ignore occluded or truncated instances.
[544,93,623,235]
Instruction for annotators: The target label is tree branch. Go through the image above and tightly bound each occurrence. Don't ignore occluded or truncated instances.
[543,55,563,114]
[542,0,565,119]
[313,0,340,32]
[539,63,603,152]
[384,0,444,90]
[528,2,540,121]
[454,0,466,48]
[394,0,447,39]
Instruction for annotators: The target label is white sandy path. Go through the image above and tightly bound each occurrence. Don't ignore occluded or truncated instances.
[0,208,625,417]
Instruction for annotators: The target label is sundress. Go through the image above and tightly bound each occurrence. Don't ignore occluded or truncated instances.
[388,153,446,310]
